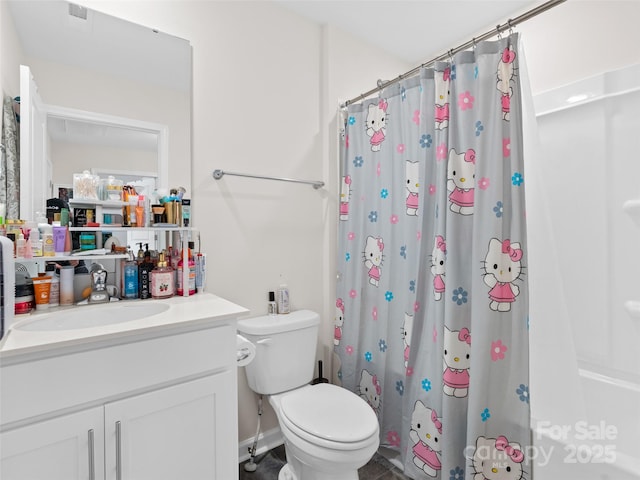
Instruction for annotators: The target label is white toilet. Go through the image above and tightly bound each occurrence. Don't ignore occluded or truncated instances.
[237,310,380,480]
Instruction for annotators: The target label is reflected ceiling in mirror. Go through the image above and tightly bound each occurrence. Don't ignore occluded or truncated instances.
[48,117,158,151]
[9,1,190,92]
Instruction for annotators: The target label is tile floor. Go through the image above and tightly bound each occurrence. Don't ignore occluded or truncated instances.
[239,444,411,480]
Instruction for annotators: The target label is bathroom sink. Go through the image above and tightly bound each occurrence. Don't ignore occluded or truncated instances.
[15,303,170,331]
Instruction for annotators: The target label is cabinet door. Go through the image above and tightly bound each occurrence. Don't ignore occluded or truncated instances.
[1,407,105,480]
[104,372,237,480]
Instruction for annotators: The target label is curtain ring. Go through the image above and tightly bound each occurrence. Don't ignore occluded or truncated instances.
[496,24,502,39]
[508,19,514,35]
[472,37,477,52]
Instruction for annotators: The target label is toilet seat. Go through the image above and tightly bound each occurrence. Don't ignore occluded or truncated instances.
[278,384,379,450]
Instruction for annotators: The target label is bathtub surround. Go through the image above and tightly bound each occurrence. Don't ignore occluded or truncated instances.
[337,34,531,478]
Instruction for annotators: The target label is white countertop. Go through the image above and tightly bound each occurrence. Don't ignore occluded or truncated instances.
[0,293,249,360]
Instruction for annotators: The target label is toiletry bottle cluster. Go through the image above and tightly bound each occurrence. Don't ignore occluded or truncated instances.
[120,241,204,300]
[268,283,290,315]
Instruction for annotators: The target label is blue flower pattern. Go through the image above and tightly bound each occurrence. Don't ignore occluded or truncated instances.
[450,467,464,480]
[452,287,468,305]
[516,384,529,403]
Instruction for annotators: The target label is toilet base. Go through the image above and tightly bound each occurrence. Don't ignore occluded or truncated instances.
[278,464,294,480]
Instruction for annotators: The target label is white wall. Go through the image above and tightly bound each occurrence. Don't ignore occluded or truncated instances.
[0,1,23,98]
[518,0,640,96]
[75,0,410,442]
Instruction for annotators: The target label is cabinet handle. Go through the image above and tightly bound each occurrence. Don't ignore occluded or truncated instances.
[115,421,122,480]
[88,429,95,480]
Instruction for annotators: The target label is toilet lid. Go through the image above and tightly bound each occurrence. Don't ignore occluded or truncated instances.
[280,384,378,443]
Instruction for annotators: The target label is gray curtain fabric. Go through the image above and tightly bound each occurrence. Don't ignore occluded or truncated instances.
[2,95,20,220]
[336,34,530,479]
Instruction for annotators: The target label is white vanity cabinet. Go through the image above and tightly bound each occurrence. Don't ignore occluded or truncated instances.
[1,406,105,480]
[0,297,246,480]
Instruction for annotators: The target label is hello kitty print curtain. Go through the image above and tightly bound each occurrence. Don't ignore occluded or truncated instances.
[336,34,530,479]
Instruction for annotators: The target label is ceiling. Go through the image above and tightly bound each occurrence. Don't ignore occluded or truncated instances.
[277,0,544,64]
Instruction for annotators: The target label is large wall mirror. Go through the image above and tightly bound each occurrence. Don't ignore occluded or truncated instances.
[7,0,191,220]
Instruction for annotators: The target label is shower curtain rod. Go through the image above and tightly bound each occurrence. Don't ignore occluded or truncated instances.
[212,169,325,189]
[341,0,566,108]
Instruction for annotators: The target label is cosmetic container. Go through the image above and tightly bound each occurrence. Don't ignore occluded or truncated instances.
[277,283,290,314]
[32,275,52,310]
[63,227,72,255]
[43,233,55,257]
[52,226,66,254]
[59,265,75,305]
[195,253,206,292]
[15,233,26,258]
[268,291,277,315]
[49,274,59,306]
[177,243,196,296]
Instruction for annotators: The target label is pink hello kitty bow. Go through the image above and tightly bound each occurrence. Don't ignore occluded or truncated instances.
[435,235,447,253]
[457,328,471,345]
[378,99,388,112]
[372,375,382,395]
[502,48,516,64]
[344,175,351,185]
[431,410,443,434]
[501,240,523,262]
[443,68,451,82]
[495,436,524,463]
[464,149,476,164]
[377,238,385,252]
[336,298,344,313]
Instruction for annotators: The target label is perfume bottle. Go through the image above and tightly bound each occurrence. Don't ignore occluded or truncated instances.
[151,251,174,299]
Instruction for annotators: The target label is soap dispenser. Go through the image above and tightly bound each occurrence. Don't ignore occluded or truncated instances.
[151,251,174,299]
[123,247,139,299]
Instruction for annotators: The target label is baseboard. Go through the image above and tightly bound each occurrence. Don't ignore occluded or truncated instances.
[238,426,284,463]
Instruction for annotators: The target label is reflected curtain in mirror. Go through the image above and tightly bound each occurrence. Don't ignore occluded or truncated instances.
[1,96,20,220]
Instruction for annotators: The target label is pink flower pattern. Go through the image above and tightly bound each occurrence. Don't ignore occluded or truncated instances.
[412,110,421,125]
[387,430,401,447]
[458,91,475,110]
[491,340,508,361]
[478,177,490,190]
[503,138,511,157]
[436,143,447,161]
[397,144,406,154]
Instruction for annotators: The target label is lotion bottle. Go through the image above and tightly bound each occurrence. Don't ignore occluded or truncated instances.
[15,233,26,258]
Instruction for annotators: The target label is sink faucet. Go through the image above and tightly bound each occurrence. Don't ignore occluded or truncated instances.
[89,264,110,304]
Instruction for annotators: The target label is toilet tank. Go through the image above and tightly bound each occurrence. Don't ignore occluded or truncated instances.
[237,310,320,395]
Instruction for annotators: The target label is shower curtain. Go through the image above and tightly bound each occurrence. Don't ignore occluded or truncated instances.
[336,34,530,479]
